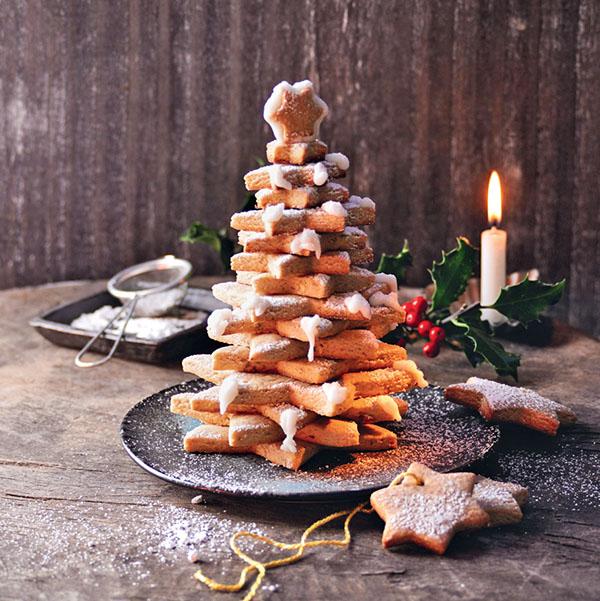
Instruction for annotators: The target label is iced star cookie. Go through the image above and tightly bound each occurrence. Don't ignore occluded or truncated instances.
[445,377,577,435]
[263,80,329,143]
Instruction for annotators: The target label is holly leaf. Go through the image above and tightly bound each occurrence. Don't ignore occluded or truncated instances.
[180,222,240,273]
[376,239,412,284]
[489,276,565,325]
[429,237,478,312]
[465,324,520,379]
[443,321,485,367]
[446,305,520,378]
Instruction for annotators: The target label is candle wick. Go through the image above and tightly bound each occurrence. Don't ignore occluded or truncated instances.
[489,220,500,229]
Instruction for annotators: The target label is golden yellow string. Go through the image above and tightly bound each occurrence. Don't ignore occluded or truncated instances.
[193,471,422,601]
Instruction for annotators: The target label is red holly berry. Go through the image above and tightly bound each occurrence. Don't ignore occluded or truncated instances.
[429,326,446,344]
[396,337,407,348]
[423,341,440,358]
[401,301,412,313]
[411,295,428,314]
[405,311,421,327]
[417,320,433,337]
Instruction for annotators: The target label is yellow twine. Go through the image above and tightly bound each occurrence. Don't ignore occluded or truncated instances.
[194,471,422,601]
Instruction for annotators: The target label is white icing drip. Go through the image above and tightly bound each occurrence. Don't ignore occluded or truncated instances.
[269,165,292,190]
[313,162,328,186]
[242,293,269,317]
[344,293,372,318]
[290,228,321,258]
[263,80,328,142]
[218,375,239,414]
[279,408,298,453]
[300,314,321,362]
[325,152,350,170]
[207,308,233,337]
[346,195,376,209]
[321,200,347,217]
[262,203,285,226]
[374,273,398,293]
[369,291,402,312]
[322,382,348,406]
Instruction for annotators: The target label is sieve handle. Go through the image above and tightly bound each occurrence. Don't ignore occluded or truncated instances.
[74,296,139,368]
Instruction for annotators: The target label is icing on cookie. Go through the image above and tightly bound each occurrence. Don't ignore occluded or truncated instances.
[322,381,347,406]
[300,314,321,362]
[263,80,329,143]
[346,195,376,209]
[268,165,292,190]
[242,293,269,317]
[325,152,350,170]
[279,407,298,453]
[322,200,348,217]
[218,374,239,414]
[290,228,322,258]
[369,291,402,312]
[207,308,233,337]
[374,273,398,294]
[313,162,329,186]
[262,203,285,226]
[344,293,372,319]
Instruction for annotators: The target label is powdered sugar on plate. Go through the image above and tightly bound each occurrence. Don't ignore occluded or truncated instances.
[120,383,500,501]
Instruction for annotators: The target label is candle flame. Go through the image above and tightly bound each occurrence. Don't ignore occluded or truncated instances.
[487,171,502,225]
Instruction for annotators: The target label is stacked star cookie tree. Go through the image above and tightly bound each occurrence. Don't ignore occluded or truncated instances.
[171,80,427,470]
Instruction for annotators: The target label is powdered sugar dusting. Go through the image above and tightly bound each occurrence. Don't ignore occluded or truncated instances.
[375,482,481,539]
[461,376,573,418]
[1,495,265,586]
[121,383,499,500]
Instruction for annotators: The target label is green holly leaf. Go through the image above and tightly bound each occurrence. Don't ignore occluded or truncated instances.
[464,323,521,379]
[376,239,412,284]
[443,321,485,367]
[181,222,240,273]
[446,305,520,378]
[451,304,490,331]
[429,237,478,312]
[489,276,565,325]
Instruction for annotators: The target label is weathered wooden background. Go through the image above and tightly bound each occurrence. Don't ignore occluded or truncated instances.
[1,0,599,337]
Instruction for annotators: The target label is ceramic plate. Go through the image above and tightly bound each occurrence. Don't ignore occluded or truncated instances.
[121,381,499,501]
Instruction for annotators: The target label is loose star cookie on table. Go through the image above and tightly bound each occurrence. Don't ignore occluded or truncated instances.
[370,463,489,554]
[472,475,528,527]
[445,377,577,435]
[263,80,329,143]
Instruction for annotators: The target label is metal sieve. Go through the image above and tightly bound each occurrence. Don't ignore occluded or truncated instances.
[75,255,193,368]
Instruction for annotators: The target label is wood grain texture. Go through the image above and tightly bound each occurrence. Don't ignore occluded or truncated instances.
[1,283,599,601]
[1,0,599,336]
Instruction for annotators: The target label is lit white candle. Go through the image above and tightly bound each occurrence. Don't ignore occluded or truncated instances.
[480,171,507,326]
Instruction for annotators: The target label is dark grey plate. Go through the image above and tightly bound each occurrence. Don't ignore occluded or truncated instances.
[29,287,227,364]
[120,382,500,501]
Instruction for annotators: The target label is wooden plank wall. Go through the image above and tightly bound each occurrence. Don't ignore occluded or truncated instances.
[1,0,599,337]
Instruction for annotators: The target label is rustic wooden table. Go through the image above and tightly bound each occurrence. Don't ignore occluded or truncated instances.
[1,282,599,601]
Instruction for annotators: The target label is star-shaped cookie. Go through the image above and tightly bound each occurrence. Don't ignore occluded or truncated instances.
[263,80,329,143]
[472,475,528,527]
[370,463,489,554]
[445,377,577,435]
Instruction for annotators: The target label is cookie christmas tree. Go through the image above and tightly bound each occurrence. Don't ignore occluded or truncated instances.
[171,80,427,469]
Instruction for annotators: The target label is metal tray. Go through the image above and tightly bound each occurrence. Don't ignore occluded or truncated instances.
[29,287,227,364]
